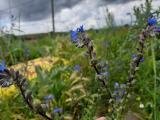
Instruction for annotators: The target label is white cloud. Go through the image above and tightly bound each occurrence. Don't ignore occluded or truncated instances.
[1,0,160,35]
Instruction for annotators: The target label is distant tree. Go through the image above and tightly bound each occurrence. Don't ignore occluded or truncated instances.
[105,8,116,28]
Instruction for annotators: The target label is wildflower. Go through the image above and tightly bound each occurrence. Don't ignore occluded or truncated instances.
[114,82,119,88]
[140,57,144,62]
[73,65,81,72]
[53,107,63,113]
[131,54,137,59]
[97,71,109,81]
[131,54,144,62]
[70,25,85,42]
[113,82,126,103]
[139,103,144,108]
[148,18,157,26]
[77,25,84,32]
[154,26,160,32]
[0,60,6,72]
[101,72,109,77]
[44,94,54,101]
[121,89,127,95]
[113,90,118,95]
[70,30,78,43]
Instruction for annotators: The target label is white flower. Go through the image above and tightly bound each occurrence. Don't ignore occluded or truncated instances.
[139,103,144,108]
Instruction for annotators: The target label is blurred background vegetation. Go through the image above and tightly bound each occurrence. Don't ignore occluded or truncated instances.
[0,0,160,120]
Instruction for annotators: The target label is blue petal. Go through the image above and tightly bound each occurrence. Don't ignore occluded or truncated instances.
[140,57,144,62]
[148,18,157,26]
[77,25,85,32]
[0,60,6,72]
[74,65,81,72]
[114,82,119,88]
[131,54,137,59]
[44,94,54,101]
[103,72,110,77]
[70,30,78,42]
[53,107,63,113]
[132,54,144,62]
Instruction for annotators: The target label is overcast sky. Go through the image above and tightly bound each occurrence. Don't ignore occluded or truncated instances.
[0,0,160,35]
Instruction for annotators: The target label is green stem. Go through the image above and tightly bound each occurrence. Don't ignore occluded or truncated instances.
[151,39,157,120]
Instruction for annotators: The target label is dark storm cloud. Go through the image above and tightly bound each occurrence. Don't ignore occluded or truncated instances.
[6,0,82,21]
[6,0,136,22]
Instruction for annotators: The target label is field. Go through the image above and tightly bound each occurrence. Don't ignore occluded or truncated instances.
[0,26,160,120]
[0,0,160,120]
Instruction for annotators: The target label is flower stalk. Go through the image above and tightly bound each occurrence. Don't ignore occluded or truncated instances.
[0,66,53,120]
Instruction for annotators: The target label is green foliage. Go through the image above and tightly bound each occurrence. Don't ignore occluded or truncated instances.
[133,0,160,27]
[0,1,160,119]
[105,8,116,28]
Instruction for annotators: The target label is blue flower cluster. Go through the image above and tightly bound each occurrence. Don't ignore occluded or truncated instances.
[70,30,78,43]
[70,25,84,43]
[77,25,85,32]
[148,18,157,26]
[148,18,160,33]
[96,61,110,82]
[0,60,13,87]
[53,107,63,113]
[74,65,81,72]
[131,54,144,62]
[0,60,6,72]
[113,82,126,103]
[44,94,54,101]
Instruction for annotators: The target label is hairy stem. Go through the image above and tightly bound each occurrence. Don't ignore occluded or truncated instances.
[14,72,53,120]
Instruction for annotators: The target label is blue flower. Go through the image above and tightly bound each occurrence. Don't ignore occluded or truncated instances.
[44,94,54,101]
[70,25,85,43]
[131,54,137,59]
[0,60,6,72]
[154,26,160,32]
[114,82,119,88]
[70,30,78,43]
[103,72,110,77]
[77,25,85,32]
[74,65,81,72]
[53,107,63,113]
[131,54,144,62]
[113,90,118,95]
[121,89,127,95]
[148,18,157,26]
[140,57,144,62]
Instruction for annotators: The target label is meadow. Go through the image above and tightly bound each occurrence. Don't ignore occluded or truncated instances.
[0,0,160,120]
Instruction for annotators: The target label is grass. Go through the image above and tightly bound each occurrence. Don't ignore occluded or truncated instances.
[0,26,159,120]
[151,36,158,120]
